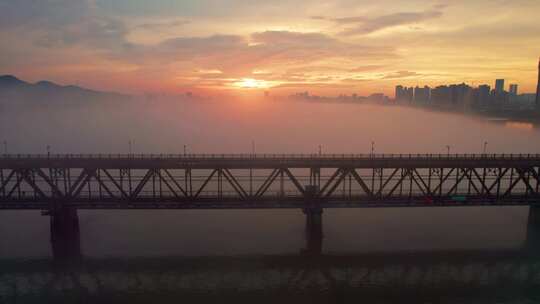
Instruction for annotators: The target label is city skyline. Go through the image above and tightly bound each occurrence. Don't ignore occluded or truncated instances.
[394,76,536,97]
[393,59,540,108]
[1,0,540,96]
[392,73,539,114]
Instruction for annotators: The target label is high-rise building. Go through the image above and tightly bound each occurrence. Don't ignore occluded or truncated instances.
[509,84,518,95]
[536,58,540,110]
[414,86,430,103]
[471,85,492,108]
[450,83,471,105]
[478,85,491,97]
[405,87,413,103]
[395,85,404,100]
[431,85,451,104]
[477,84,491,106]
[495,79,505,93]
[395,85,413,103]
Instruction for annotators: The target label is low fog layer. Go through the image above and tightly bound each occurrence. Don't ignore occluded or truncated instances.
[1,93,536,258]
[1,94,539,155]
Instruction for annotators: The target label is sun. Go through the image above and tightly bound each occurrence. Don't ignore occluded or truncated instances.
[233,78,270,89]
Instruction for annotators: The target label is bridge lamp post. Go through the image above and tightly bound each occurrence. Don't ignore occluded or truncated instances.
[46,145,51,158]
[371,141,375,157]
[318,145,322,156]
[446,145,451,156]
[2,141,6,155]
[183,145,187,156]
[252,140,255,157]
[128,140,132,156]
[483,141,488,154]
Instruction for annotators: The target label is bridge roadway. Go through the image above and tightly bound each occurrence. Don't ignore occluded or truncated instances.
[1,153,540,209]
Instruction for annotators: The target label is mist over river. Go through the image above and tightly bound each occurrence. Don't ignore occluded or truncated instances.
[1,99,540,304]
[1,98,539,155]
[1,98,539,257]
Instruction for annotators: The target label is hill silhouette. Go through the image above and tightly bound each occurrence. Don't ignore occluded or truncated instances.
[0,75,129,103]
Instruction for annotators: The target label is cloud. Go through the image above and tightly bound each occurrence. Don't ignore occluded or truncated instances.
[118,34,248,68]
[0,0,88,29]
[135,19,190,31]
[318,8,444,36]
[251,31,336,46]
[38,17,132,51]
[160,35,246,52]
[382,70,420,79]
[349,65,385,72]
[0,0,132,53]
[99,30,396,90]
[120,30,393,74]
[248,31,393,62]
[274,81,363,90]
[1,0,538,95]
[197,69,223,74]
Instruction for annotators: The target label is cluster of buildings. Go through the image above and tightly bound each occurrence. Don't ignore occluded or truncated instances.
[395,79,536,112]
[394,60,540,114]
[287,60,540,119]
[288,91,391,103]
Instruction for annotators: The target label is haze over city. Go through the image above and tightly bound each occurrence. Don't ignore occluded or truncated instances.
[1,0,540,96]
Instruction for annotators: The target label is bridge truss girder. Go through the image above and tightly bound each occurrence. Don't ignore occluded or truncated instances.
[0,165,539,209]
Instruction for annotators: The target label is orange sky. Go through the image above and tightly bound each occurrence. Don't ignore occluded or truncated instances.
[1,0,540,96]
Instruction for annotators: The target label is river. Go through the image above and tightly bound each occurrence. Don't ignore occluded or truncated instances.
[1,99,540,303]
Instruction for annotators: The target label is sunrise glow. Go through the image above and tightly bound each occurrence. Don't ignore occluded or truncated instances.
[1,1,539,96]
[233,78,272,89]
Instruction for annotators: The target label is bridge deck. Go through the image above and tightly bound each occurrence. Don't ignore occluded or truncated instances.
[1,154,539,209]
[1,153,540,169]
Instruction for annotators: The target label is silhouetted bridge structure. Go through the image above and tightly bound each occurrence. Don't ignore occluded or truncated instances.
[1,153,540,257]
[1,153,540,208]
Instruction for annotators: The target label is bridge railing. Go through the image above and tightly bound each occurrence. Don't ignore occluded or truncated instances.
[1,153,540,160]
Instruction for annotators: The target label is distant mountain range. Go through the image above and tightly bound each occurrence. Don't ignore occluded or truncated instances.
[0,75,130,102]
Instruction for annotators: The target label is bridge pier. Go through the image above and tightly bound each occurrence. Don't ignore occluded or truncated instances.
[303,207,323,255]
[49,206,81,260]
[527,205,540,252]
[302,185,323,255]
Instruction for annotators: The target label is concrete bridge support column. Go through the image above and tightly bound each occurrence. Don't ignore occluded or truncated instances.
[302,185,323,255]
[526,205,540,251]
[303,207,323,255]
[49,206,81,260]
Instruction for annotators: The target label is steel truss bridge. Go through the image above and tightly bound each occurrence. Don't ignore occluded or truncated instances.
[1,153,540,209]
